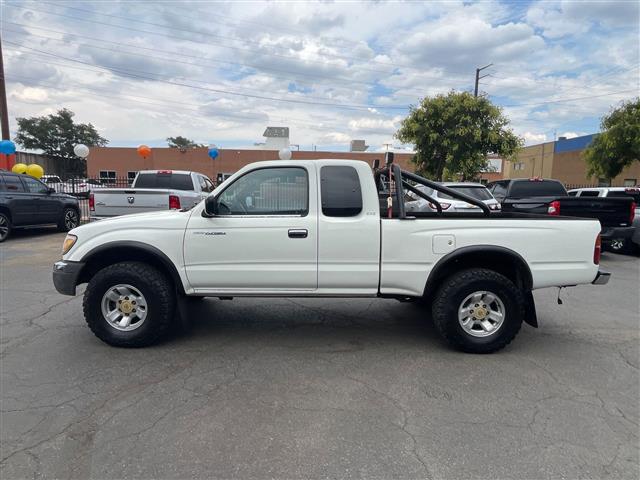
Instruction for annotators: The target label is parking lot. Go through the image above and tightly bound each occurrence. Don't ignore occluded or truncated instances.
[1,230,638,479]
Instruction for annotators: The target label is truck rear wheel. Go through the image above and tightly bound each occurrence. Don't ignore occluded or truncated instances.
[83,262,175,347]
[432,268,524,353]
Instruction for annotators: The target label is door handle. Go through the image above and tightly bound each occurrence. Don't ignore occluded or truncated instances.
[288,229,308,238]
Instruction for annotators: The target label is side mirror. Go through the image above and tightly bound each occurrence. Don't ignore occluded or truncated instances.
[203,196,218,216]
[47,187,56,194]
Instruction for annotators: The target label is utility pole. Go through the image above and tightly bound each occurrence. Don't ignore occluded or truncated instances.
[0,35,10,140]
[474,63,493,97]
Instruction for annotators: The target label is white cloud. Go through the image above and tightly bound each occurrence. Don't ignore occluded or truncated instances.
[522,132,547,145]
[3,0,638,152]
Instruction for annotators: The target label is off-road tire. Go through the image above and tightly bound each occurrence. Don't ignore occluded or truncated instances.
[58,208,80,232]
[0,212,11,242]
[432,268,524,354]
[83,262,175,347]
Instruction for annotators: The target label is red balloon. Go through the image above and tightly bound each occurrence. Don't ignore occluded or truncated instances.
[137,145,151,158]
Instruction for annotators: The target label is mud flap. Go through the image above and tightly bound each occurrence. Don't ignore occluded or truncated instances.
[524,290,538,328]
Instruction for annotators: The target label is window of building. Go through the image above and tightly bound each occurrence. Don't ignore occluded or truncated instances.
[320,166,363,217]
[512,162,525,171]
[99,170,117,184]
[217,167,308,215]
[127,171,138,185]
[623,179,637,187]
[597,178,611,187]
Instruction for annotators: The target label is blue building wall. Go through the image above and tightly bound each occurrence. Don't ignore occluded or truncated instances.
[553,134,596,153]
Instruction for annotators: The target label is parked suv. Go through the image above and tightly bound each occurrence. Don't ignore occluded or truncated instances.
[0,172,81,242]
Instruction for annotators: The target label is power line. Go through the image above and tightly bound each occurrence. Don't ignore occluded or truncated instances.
[4,41,410,111]
[2,24,436,97]
[502,89,637,107]
[5,2,428,78]
[38,0,434,73]
[5,74,360,131]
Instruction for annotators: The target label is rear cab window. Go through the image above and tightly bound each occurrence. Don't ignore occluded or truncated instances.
[320,166,363,217]
[134,172,194,191]
[606,190,640,203]
[508,180,567,198]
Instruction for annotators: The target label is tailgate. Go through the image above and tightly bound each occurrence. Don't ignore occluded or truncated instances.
[501,196,555,214]
[93,189,171,217]
[557,197,634,227]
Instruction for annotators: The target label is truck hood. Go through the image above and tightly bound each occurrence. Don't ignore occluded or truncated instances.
[70,209,192,237]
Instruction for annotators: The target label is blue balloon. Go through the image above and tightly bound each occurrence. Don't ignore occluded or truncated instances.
[208,147,219,160]
[0,140,16,155]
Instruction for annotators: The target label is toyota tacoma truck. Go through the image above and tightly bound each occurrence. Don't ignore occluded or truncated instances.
[90,170,215,220]
[53,159,610,353]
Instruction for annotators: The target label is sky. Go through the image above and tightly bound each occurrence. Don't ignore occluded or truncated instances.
[2,0,639,152]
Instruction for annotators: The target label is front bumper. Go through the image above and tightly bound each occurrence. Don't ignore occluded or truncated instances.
[52,261,85,295]
[600,226,634,243]
[592,270,611,285]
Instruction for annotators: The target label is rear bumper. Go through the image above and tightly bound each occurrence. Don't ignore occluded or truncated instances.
[600,226,634,242]
[52,261,85,296]
[592,270,611,285]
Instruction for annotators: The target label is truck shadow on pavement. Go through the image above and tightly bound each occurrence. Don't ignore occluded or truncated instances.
[168,297,446,352]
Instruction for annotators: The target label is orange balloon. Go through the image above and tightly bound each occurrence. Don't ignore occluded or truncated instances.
[137,145,151,158]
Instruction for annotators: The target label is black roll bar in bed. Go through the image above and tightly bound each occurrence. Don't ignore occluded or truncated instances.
[373,153,491,218]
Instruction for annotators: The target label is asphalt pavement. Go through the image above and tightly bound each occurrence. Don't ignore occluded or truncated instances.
[1,229,638,479]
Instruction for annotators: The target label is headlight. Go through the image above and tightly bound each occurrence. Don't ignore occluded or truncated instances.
[62,234,77,255]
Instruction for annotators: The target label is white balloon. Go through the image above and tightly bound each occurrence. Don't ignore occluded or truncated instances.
[278,148,292,160]
[74,144,90,158]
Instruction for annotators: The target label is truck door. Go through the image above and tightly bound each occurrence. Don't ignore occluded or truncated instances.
[184,166,317,292]
[317,163,380,294]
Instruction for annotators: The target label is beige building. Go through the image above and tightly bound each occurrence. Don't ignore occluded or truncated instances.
[505,134,640,187]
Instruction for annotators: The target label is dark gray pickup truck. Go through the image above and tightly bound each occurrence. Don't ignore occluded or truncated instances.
[487,178,635,249]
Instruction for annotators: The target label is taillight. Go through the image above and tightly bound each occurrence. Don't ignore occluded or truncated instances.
[594,234,601,265]
[630,202,636,224]
[89,193,95,211]
[548,200,561,216]
[169,195,181,210]
[428,202,451,210]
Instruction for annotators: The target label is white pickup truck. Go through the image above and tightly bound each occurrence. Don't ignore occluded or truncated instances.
[90,170,215,220]
[53,159,609,353]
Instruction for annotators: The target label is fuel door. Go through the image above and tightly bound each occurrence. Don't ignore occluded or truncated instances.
[432,234,456,254]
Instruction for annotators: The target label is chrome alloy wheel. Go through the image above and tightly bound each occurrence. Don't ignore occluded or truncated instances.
[65,209,79,229]
[101,284,148,331]
[458,291,506,338]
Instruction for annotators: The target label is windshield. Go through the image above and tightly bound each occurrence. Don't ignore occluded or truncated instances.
[438,186,493,201]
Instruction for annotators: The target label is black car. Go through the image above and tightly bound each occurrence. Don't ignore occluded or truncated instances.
[487,178,635,248]
[0,171,81,242]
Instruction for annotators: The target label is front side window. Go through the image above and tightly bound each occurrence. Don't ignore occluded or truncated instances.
[491,182,507,199]
[1,175,26,192]
[217,167,308,215]
[22,176,49,194]
[320,166,363,217]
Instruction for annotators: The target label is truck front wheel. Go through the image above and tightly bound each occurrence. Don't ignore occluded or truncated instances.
[83,262,175,347]
[432,269,524,353]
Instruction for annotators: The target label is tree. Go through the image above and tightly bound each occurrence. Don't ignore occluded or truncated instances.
[14,109,108,176]
[396,91,522,181]
[166,136,205,149]
[585,98,640,181]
